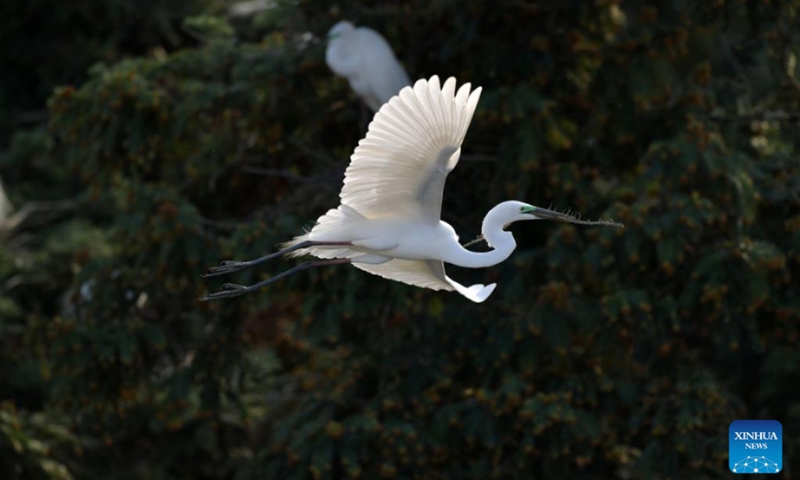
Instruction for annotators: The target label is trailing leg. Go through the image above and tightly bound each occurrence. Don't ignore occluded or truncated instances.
[203,240,352,277]
[200,258,351,301]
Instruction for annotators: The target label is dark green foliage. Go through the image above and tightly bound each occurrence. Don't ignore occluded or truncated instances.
[2,0,800,478]
[0,0,216,142]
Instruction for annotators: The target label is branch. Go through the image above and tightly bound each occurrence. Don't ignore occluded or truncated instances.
[0,273,52,296]
[240,166,330,185]
[0,199,78,233]
[288,139,343,168]
[709,110,800,123]
[198,216,237,231]
[228,0,274,18]
[461,153,498,163]
[462,235,487,248]
[14,109,48,125]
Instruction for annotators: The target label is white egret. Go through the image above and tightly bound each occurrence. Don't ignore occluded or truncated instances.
[325,20,411,112]
[202,76,622,303]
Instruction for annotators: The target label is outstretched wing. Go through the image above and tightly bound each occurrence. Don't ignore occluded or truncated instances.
[354,258,497,303]
[339,76,482,224]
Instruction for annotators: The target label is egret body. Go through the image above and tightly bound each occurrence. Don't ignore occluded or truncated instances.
[203,76,622,303]
[325,20,411,111]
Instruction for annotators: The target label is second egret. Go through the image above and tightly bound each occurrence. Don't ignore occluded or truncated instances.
[325,20,411,112]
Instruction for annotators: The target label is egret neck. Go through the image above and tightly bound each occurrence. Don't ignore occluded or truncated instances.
[444,204,517,268]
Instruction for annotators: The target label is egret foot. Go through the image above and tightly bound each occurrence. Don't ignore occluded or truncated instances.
[201,283,252,300]
[204,260,259,277]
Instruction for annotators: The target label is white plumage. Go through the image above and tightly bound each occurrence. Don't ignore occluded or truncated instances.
[325,21,411,112]
[202,76,623,303]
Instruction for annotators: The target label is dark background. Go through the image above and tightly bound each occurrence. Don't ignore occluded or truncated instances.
[1,0,798,478]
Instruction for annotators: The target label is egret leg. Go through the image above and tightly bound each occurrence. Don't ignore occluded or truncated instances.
[201,258,351,301]
[203,240,352,277]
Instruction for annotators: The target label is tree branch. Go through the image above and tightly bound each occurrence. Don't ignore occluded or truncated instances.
[0,199,78,234]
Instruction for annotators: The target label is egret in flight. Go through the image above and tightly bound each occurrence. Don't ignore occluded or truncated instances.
[325,20,411,112]
[202,76,622,303]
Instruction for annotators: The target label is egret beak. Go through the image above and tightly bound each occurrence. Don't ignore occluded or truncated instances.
[525,205,624,228]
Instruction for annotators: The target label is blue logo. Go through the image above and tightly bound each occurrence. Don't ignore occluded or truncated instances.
[729,420,782,474]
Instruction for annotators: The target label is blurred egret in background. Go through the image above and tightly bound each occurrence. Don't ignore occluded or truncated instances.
[325,20,411,112]
[0,177,12,222]
[203,76,621,303]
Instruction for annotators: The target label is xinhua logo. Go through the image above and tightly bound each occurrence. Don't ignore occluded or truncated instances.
[729,420,782,474]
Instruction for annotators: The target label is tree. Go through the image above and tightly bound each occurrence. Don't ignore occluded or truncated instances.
[2,0,799,478]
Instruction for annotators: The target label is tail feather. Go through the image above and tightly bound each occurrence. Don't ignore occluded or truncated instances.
[280,204,366,258]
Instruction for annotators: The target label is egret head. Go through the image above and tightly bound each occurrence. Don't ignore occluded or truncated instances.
[325,21,359,77]
[327,20,355,41]
[489,200,624,230]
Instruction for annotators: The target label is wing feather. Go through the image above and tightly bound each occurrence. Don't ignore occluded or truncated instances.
[339,75,482,224]
[354,258,498,303]
[354,259,453,292]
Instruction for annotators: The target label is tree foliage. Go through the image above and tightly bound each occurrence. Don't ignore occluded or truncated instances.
[2,0,800,478]
[0,0,217,142]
